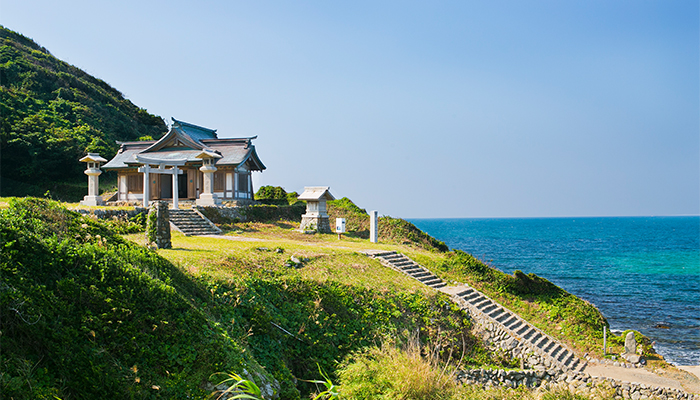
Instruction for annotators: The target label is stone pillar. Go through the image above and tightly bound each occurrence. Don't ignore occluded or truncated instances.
[171,166,179,210]
[197,163,220,206]
[80,162,104,206]
[370,210,378,243]
[624,332,636,355]
[147,201,171,249]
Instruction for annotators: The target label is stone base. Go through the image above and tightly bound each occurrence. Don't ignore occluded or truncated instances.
[80,195,104,206]
[196,193,222,206]
[299,215,331,233]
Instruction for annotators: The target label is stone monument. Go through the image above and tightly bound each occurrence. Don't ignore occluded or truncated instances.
[298,186,335,233]
[624,331,636,355]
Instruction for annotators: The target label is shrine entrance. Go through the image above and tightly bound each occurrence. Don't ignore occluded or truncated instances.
[135,156,188,209]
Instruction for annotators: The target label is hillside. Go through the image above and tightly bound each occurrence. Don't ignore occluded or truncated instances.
[0,198,498,399]
[0,26,166,200]
[3,196,690,399]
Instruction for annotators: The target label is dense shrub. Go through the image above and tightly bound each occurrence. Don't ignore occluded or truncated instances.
[0,198,252,399]
[240,203,306,222]
[337,343,456,400]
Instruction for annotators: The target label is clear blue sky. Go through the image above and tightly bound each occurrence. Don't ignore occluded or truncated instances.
[3,1,698,218]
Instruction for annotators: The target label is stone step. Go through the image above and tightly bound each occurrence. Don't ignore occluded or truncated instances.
[535,336,549,348]
[423,278,444,286]
[487,308,504,319]
[550,345,562,359]
[543,340,556,354]
[472,298,491,308]
[481,304,497,314]
[503,316,519,329]
[515,325,530,336]
[417,276,442,285]
[169,210,220,236]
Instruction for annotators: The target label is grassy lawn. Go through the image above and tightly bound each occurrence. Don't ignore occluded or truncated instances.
[125,219,609,359]
[125,225,433,296]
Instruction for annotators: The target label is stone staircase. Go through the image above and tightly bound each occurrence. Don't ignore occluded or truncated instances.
[449,285,585,373]
[169,209,221,236]
[362,250,585,374]
[365,250,447,289]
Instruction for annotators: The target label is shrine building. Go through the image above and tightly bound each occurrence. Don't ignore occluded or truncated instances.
[101,118,266,207]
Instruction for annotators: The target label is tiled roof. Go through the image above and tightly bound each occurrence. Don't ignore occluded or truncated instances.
[172,118,217,141]
[298,187,335,201]
[102,120,265,171]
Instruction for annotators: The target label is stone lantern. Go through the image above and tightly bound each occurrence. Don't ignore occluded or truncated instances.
[298,186,335,233]
[79,153,107,206]
[196,149,222,206]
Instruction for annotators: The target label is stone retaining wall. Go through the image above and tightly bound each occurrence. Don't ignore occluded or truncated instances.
[457,369,698,399]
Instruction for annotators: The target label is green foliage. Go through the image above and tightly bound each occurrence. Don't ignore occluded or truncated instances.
[203,273,491,398]
[304,365,339,400]
[102,212,147,234]
[423,249,609,355]
[255,186,289,205]
[378,217,449,252]
[210,372,265,400]
[0,198,498,399]
[0,26,166,200]
[337,342,457,400]
[0,198,254,399]
[325,198,448,252]
[146,206,158,245]
[238,204,306,223]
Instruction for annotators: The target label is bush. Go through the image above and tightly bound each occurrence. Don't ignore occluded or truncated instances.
[0,198,254,399]
[337,342,456,400]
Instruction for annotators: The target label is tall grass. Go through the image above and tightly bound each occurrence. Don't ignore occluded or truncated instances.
[335,340,616,400]
[337,340,459,400]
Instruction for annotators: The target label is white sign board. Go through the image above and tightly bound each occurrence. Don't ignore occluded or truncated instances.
[336,218,346,233]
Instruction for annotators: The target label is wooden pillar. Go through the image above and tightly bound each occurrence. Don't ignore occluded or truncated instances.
[171,166,179,210]
[139,165,151,208]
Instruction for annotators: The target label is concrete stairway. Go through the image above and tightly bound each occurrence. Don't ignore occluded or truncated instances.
[169,209,221,236]
[449,285,585,373]
[364,250,447,289]
[362,249,585,373]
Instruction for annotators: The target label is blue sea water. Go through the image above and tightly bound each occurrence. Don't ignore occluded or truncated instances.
[409,217,700,366]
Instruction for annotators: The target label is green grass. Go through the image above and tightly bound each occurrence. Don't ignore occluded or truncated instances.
[3,198,499,399]
[403,249,609,357]
[137,220,609,359]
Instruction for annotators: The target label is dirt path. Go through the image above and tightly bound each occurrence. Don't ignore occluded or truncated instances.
[585,364,683,390]
[585,363,700,394]
[679,366,700,380]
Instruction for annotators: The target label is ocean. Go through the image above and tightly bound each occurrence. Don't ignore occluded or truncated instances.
[409,217,700,366]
